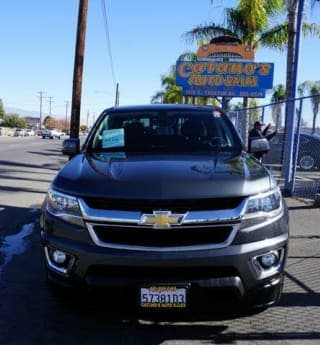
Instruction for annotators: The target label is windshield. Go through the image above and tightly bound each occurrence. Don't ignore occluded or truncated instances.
[88,109,241,154]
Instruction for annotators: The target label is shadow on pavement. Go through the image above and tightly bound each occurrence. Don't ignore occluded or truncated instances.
[0,159,65,171]
[27,149,63,157]
[0,174,52,183]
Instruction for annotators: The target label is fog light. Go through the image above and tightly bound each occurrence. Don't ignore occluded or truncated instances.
[260,251,279,269]
[52,250,67,264]
[44,246,75,276]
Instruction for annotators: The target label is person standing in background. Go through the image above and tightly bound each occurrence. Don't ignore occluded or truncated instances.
[248,121,277,160]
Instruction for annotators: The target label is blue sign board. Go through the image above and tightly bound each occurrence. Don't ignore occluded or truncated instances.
[176,61,274,98]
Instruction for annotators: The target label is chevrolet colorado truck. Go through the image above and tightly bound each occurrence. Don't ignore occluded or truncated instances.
[40,104,289,312]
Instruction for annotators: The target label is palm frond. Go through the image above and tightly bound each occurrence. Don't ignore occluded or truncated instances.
[264,0,286,16]
[178,51,197,61]
[238,0,268,32]
[184,23,236,43]
[258,23,288,51]
[302,22,320,37]
[151,92,165,104]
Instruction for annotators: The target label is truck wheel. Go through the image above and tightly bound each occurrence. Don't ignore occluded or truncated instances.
[299,153,316,171]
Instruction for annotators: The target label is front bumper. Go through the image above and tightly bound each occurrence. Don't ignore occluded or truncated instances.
[41,208,288,307]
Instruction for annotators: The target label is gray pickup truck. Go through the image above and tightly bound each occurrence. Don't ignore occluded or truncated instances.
[40,104,289,312]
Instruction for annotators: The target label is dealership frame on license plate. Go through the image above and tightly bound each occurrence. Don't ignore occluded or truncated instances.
[140,285,188,309]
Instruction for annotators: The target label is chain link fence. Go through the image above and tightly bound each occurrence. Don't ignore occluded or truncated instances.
[228,95,320,201]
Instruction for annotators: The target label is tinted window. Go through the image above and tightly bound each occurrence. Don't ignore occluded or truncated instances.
[89,109,241,154]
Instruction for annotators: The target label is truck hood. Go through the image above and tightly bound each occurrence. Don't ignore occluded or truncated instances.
[53,152,274,199]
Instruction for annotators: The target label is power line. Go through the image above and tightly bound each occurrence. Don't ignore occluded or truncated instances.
[100,0,116,88]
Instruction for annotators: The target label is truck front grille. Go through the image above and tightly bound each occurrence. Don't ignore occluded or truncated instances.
[88,223,234,249]
[80,197,244,251]
[82,197,244,213]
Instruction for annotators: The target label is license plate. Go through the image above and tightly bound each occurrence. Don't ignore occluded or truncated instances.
[140,285,187,309]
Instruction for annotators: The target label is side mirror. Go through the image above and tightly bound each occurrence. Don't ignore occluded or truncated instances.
[62,138,80,156]
[249,137,270,154]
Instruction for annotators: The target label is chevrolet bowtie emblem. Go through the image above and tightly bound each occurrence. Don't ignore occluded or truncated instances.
[139,211,186,228]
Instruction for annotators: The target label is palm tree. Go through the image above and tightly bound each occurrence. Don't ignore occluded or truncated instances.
[186,1,287,52]
[151,65,183,104]
[298,80,320,134]
[150,91,165,104]
[271,84,286,129]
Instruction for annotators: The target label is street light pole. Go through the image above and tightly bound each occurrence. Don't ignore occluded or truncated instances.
[70,0,88,139]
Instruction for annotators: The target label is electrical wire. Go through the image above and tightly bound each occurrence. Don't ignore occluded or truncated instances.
[100,0,116,89]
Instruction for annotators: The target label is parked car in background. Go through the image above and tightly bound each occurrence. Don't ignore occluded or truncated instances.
[42,128,62,140]
[25,129,35,136]
[263,132,320,171]
[13,129,27,137]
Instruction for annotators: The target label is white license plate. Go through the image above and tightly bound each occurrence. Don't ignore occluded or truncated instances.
[140,285,187,309]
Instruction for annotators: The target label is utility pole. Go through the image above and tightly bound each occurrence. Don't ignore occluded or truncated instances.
[38,91,44,130]
[48,96,54,117]
[65,101,69,132]
[70,0,89,139]
[86,109,90,128]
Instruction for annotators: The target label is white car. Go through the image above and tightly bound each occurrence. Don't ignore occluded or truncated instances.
[25,129,35,136]
[14,129,27,137]
[42,128,62,140]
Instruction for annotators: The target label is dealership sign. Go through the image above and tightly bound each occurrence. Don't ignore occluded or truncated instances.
[176,61,274,98]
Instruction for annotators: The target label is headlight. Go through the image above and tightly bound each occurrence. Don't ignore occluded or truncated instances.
[46,188,83,225]
[244,187,282,218]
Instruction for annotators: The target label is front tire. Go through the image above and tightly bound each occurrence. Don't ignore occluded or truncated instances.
[299,153,316,171]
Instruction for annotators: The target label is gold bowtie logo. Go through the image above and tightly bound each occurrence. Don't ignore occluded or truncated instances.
[139,211,186,228]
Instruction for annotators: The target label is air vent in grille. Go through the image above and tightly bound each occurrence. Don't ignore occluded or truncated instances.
[92,224,233,247]
[83,197,244,213]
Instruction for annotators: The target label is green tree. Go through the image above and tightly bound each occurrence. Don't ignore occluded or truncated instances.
[271,84,286,129]
[0,99,5,119]
[2,113,28,128]
[298,80,320,134]
[43,115,54,128]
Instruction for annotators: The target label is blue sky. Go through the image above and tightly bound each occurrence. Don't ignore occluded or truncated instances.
[0,0,320,126]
